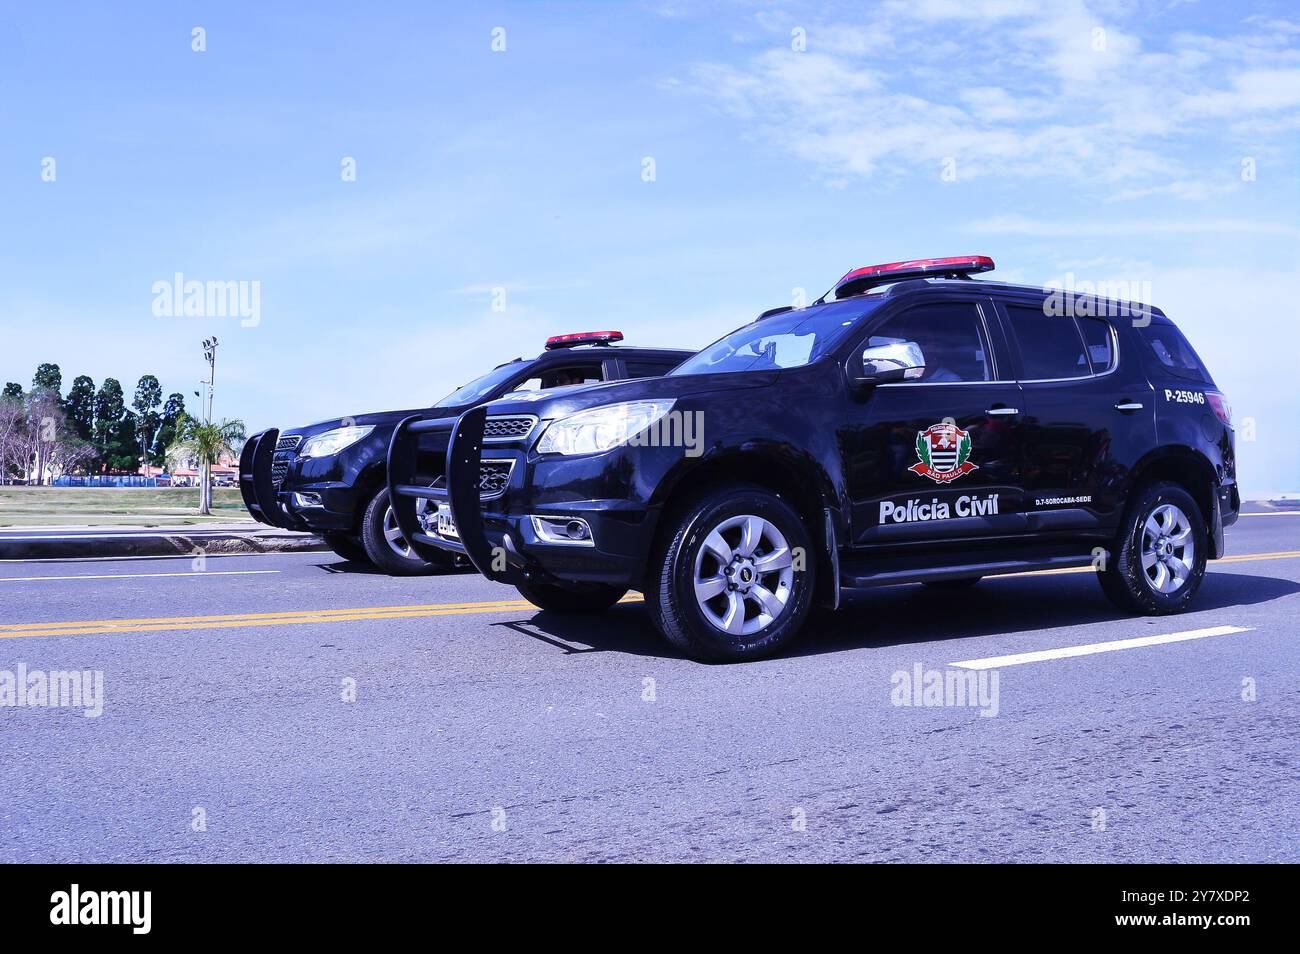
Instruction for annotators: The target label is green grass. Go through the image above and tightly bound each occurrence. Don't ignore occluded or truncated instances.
[0,486,253,527]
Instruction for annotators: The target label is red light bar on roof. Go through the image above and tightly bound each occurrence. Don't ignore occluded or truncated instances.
[544,330,624,350]
[834,256,995,297]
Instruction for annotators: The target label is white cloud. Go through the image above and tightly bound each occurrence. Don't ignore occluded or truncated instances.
[963,214,1300,237]
[686,0,1300,197]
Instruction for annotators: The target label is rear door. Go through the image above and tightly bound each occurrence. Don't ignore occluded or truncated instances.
[842,296,1028,545]
[995,296,1156,532]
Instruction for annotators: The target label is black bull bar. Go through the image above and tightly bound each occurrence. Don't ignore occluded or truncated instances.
[388,407,521,582]
[238,428,295,528]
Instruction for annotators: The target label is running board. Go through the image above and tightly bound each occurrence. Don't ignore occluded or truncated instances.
[838,546,1100,590]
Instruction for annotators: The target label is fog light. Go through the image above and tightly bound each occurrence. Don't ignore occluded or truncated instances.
[531,515,595,546]
[292,492,323,508]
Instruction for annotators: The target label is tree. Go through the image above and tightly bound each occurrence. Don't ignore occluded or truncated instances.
[15,390,64,484]
[2,383,22,401]
[166,414,246,514]
[24,386,65,483]
[153,393,186,467]
[33,363,62,396]
[65,375,96,441]
[132,374,163,471]
[93,378,126,473]
[0,394,24,482]
[106,412,140,473]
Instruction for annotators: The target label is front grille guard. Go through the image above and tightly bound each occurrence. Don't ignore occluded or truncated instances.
[388,408,521,581]
[238,428,295,528]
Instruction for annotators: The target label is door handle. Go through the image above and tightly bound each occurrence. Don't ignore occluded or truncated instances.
[1114,402,1143,412]
[986,407,1020,416]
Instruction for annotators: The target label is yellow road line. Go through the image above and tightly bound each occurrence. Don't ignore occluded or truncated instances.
[0,597,546,631]
[1,550,1296,642]
[0,594,645,640]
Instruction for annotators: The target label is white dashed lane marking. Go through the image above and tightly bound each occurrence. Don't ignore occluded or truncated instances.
[0,570,281,583]
[949,625,1254,670]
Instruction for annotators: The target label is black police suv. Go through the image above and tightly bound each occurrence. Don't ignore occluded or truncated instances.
[240,333,691,574]
[389,257,1238,660]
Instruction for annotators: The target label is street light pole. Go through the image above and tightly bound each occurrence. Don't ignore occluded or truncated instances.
[201,337,218,424]
[198,337,219,513]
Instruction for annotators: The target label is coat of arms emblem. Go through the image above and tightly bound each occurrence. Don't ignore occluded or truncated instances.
[909,422,978,483]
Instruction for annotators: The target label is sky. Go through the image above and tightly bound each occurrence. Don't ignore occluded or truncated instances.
[1,0,1298,496]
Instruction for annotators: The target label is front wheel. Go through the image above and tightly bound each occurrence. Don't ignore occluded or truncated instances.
[645,485,815,662]
[515,581,628,613]
[1099,481,1207,614]
[360,486,449,576]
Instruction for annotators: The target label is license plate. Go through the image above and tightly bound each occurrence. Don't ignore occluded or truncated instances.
[436,506,459,539]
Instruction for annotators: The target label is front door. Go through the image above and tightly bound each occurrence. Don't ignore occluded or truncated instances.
[841,298,1028,545]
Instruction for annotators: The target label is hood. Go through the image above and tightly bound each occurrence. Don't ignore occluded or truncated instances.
[481,370,778,419]
[284,406,442,437]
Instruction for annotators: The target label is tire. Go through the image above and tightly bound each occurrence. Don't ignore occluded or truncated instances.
[1099,481,1207,615]
[360,486,449,576]
[923,577,982,589]
[515,581,627,613]
[645,484,815,663]
[322,530,369,563]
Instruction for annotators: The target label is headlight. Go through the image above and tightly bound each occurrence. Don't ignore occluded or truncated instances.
[298,425,374,458]
[536,400,675,456]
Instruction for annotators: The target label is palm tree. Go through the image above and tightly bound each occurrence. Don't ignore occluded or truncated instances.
[166,414,246,515]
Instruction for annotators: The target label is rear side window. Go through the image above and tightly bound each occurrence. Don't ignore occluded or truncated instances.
[1078,317,1115,373]
[1004,304,1090,379]
[624,358,681,378]
[1139,322,1212,383]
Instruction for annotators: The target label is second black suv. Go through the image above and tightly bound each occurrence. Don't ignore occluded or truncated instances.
[391,257,1238,660]
[241,333,691,573]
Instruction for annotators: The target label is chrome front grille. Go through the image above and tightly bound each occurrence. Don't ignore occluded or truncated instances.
[276,435,302,452]
[478,459,514,498]
[482,415,537,442]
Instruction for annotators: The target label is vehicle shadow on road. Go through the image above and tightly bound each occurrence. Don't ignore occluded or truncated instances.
[491,606,667,657]
[313,558,478,577]
[792,569,1300,659]
[489,568,1299,661]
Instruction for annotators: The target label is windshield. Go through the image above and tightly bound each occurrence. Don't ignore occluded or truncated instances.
[433,361,523,408]
[669,299,882,376]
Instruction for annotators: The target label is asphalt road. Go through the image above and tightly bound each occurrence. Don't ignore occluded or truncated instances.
[1,514,1297,863]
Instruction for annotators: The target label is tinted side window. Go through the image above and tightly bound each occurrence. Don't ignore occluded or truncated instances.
[1139,322,1212,383]
[1078,317,1115,373]
[1004,304,1090,379]
[514,364,603,391]
[624,358,680,379]
[865,302,993,383]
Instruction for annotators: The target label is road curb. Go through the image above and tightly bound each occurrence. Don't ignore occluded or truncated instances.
[0,528,329,561]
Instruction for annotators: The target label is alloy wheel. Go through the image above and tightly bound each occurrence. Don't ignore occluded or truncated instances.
[1139,502,1195,594]
[383,498,427,559]
[692,513,795,636]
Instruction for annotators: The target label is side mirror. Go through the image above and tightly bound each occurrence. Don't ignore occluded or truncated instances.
[852,340,926,386]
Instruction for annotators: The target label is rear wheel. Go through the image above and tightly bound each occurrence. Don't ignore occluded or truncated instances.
[322,531,369,563]
[1099,481,1207,614]
[360,486,448,575]
[515,581,627,613]
[645,485,814,662]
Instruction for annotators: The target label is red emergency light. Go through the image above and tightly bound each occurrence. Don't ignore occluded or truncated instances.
[834,256,995,298]
[544,330,624,350]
